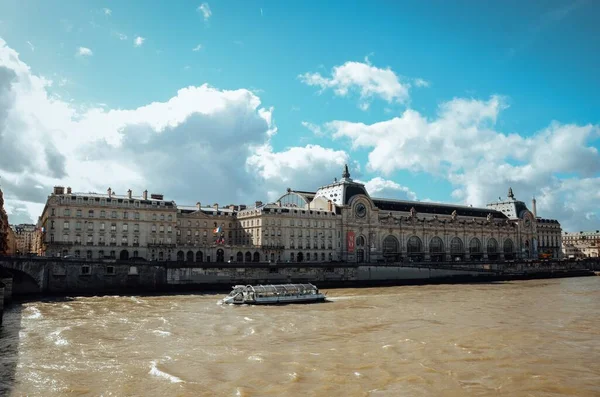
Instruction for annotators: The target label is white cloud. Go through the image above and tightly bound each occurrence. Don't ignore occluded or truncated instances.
[0,38,350,227]
[192,44,202,52]
[197,3,212,21]
[299,60,411,110]
[414,78,430,88]
[77,47,93,56]
[363,177,418,201]
[103,8,112,16]
[26,41,34,51]
[301,121,323,136]
[134,36,145,47]
[322,95,600,231]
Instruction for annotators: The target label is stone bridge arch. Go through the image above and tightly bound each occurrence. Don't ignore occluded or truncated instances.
[0,259,47,295]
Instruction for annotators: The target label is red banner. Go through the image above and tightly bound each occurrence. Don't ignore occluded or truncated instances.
[347,231,355,253]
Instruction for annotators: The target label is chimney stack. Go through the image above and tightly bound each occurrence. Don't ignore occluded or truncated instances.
[213,203,219,210]
[328,200,333,212]
[107,187,112,198]
[196,202,201,210]
[127,189,132,199]
[143,190,148,200]
[532,196,537,218]
[255,201,263,208]
[66,187,72,194]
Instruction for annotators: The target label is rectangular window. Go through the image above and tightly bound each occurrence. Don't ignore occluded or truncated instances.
[106,266,115,275]
[159,225,164,233]
[64,209,70,216]
[81,265,91,275]
[76,222,82,230]
[88,210,94,218]
[122,224,128,231]
[124,211,128,219]
[100,222,105,230]
[111,211,117,218]
[134,212,140,220]
[168,226,172,233]
[134,224,139,232]
[87,222,94,231]
[63,221,70,229]
[111,223,117,231]
[100,210,106,218]
[152,225,156,232]
[76,209,82,217]
[63,234,69,242]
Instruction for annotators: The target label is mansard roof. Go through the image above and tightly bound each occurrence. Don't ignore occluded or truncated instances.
[371,198,509,219]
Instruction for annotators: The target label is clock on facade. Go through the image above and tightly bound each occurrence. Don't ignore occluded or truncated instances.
[355,203,367,218]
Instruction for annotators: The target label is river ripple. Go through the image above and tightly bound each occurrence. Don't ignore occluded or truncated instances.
[1,277,599,396]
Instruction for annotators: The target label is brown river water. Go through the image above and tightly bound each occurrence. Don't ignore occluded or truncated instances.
[1,277,599,396]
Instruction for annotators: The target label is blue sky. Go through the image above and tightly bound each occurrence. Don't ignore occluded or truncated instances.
[0,0,598,231]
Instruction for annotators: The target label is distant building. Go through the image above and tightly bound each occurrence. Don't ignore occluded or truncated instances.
[0,186,10,255]
[562,230,600,258]
[13,224,37,255]
[6,226,16,255]
[37,165,563,262]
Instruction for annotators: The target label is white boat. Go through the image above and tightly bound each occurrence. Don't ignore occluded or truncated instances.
[221,283,326,305]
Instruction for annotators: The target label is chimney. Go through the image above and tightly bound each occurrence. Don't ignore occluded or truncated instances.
[53,186,65,195]
[255,201,263,208]
[196,202,201,210]
[143,190,148,200]
[213,203,219,210]
[127,189,132,199]
[532,196,537,218]
[66,187,72,194]
[107,187,112,198]
[328,200,333,212]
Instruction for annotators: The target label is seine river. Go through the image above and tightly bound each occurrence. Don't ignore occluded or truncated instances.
[1,277,599,396]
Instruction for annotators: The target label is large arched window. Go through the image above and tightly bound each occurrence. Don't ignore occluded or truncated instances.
[276,191,310,209]
[429,237,444,253]
[186,251,194,262]
[487,238,498,253]
[382,235,400,262]
[469,238,482,254]
[407,236,422,254]
[177,250,184,261]
[503,239,514,253]
[383,235,399,254]
[450,237,463,254]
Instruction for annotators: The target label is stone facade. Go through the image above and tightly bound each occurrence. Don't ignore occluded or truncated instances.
[12,224,37,255]
[0,187,9,255]
[562,230,600,258]
[36,166,562,262]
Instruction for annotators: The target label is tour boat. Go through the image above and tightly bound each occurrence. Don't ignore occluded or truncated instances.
[221,283,326,305]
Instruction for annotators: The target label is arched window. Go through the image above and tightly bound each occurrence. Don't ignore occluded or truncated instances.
[356,235,365,247]
[196,251,203,262]
[253,252,260,262]
[450,237,464,254]
[503,239,514,253]
[245,251,252,262]
[407,236,422,254]
[487,238,498,253]
[236,252,243,262]
[177,251,184,261]
[429,237,444,253]
[383,235,399,254]
[469,238,482,253]
[186,251,194,262]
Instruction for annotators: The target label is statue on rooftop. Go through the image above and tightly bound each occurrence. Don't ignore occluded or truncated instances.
[451,210,458,221]
[342,164,350,179]
[508,187,515,200]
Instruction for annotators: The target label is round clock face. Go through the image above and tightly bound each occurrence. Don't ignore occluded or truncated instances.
[355,203,367,218]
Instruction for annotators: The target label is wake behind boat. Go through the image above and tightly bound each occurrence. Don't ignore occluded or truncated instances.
[221,283,326,305]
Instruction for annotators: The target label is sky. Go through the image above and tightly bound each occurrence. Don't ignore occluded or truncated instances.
[0,0,598,232]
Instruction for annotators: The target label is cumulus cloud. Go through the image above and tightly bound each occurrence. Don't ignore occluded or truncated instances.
[323,95,600,231]
[363,177,418,201]
[197,3,212,21]
[0,38,349,225]
[299,60,411,110]
[133,36,145,47]
[77,47,93,56]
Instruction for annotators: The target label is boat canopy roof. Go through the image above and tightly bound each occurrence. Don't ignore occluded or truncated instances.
[245,284,318,294]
